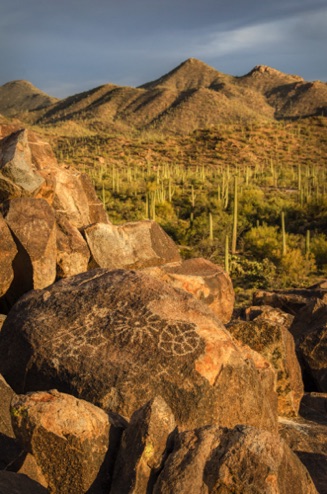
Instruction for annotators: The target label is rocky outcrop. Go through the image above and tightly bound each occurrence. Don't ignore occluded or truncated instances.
[2,197,57,295]
[84,221,181,270]
[0,269,278,432]
[143,258,234,324]
[154,424,317,494]
[0,128,110,307]
[111,396,176,493]
[228,306,303,416]
[11,389,113,494]
[0,212,17,298]
[0,130,44,201]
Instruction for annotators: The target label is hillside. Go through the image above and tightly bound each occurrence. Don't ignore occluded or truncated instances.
[0,80,58,117]
[2,59,326,135]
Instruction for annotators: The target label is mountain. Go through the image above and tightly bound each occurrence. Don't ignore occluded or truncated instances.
[0,80,58,117]
[2,60,326,134]
[140,57,232,91]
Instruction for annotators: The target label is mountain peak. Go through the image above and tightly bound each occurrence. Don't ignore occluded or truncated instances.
[140,58,229,91]
[0,80,58,117]
[245,65,304,81]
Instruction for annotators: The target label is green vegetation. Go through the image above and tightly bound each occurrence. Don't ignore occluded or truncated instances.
[49,117,327,305]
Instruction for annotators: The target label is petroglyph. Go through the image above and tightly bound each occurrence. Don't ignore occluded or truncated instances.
[107,301,202,357]
[40,299,202,362]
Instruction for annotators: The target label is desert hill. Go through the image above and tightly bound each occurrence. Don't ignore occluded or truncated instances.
[0,80,58,118]
[1,59,326,134]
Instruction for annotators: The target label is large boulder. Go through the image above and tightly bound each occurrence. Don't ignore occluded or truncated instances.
[0,130,44,201]
[0,212,17,298]
[11,389,114,494]
[143,258,234,324]
[228,306,303,417]
[2,197,56,297]
[111,396,176,493]
[279,415,327,494]
[290,298,327,392]
[84,221,181,270]
[153,425,317,494]
[0,269,278,432]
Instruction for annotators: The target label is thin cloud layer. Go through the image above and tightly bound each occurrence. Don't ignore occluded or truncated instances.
[1,0,326,97]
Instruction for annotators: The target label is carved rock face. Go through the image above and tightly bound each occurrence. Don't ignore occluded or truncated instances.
[0,269,277,432]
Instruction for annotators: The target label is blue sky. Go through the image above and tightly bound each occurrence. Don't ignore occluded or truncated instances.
[1,0,326,98]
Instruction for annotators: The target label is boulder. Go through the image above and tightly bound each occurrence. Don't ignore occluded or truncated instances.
[279,416,327,494]
[11,389,113,494]
[153,425,317,494]
[228,306,303,416]
[253,284,327,315]
[111,396,176,494]
[0,212,17,298]
[0,129,109,229]
[0,269,278,432]
[0,130,44,201]
[0,375,21,470]
[2,197,56,298]
[84,221,181,270]
[290,298,327,392]
[0,471,48,494]
[143,258,234,324]
[56,215,90,278]
[300,392,327,421]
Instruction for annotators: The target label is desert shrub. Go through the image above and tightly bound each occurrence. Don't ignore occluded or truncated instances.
[278,249,316,287]
[230,256,276,289]
[310,234,327,270]
[244,225,280,261]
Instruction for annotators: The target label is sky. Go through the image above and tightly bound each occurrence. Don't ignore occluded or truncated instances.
[1,0,327,98]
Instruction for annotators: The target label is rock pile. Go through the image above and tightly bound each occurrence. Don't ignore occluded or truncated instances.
[0,128,324,493]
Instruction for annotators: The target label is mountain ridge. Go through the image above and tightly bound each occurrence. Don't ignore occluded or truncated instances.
[1,59,326,134]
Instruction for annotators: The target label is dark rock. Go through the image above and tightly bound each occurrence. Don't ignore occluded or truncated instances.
[153,425,317,493]
[0,375,21,470]
[0,213,17,298]
[0,269,277,432]
[290,298,327,392]
[0,471,48,494]
[111,396,176,494]
[228,306,303,416]
[279,416,327,494]
[11,389,112,494]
